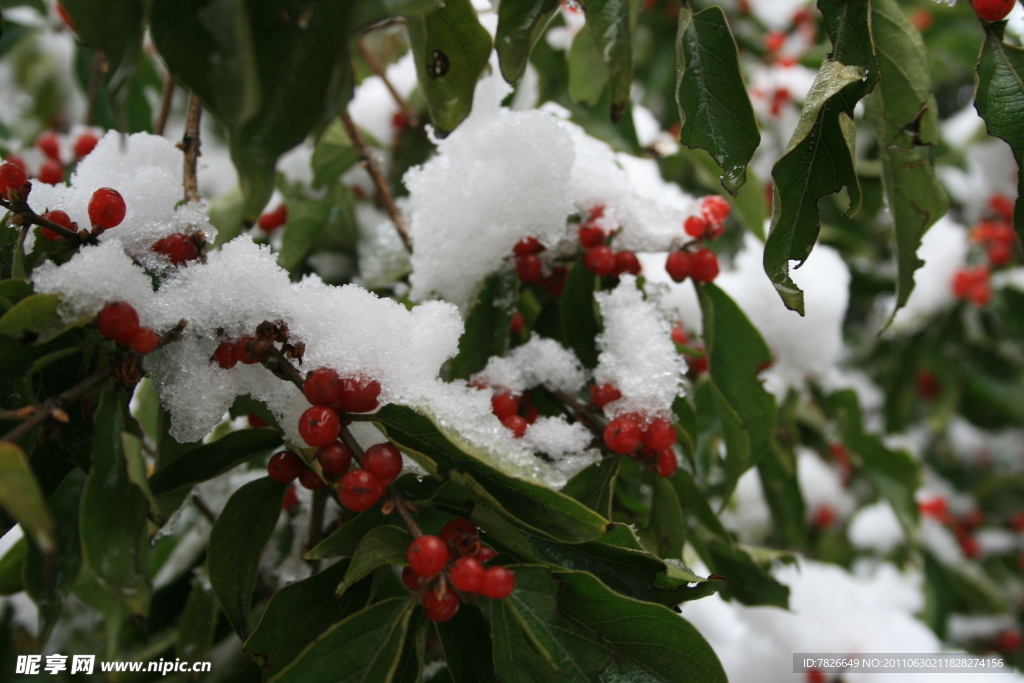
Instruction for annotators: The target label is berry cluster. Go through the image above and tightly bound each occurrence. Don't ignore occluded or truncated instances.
[952,194,1019,307]
[917,495,985,559]
[402,518,515,622]
[96,301,160,355]
[577,206,642,278]
[153,233,201,265]
[590,382,679,477]
[210,320,304,370]
[664,196,730,284]
[488,390,539,438]
[512,237,568,296]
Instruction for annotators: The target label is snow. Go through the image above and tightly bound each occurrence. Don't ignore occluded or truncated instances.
[888,216,970,333]
[472,335,586,395]
[848,501,905,554]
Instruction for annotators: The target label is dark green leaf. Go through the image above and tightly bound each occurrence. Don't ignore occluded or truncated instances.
[0,278,32,304]
[0,293,62,341]
[672,469,731,541]
[0,536,25,595]
[405,0,492,136]
[449,271,513,380]
[208,476,285,639]
[0,441,54,554]
[757,438,807,549]
[704,540,789,608]
[148,429,282,496]
[306,506,388,560]
[311,119,358,189]
[648,475,686,560]
[338,526,413,595]
[176,574,218,663]
[580,0,638,121]
[495,0,560,84]
[562,457,619,519]
[675,5,760,193]
[207,188,247,248]
[436,603,495,682]
[653,560,727,600]
[560,260,600,369]
[568,23,610,106]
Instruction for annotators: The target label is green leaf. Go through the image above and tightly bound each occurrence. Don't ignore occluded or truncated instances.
[278,196,333,272]
[449,271,513,380]
[208,477,285,639]
[867,0,948,326]
[436,603,495,682]
[555,569,728,682]
[207,188,247,248]
[648,475,686,560]
[0,441,54,554]
[246,560,372,676]
[148,429,282,496]
[306,506,389,560]
[269,597,415,683]
[975,21,1024,238]
[0,536,25,595]
[764,0,877,313]
[311,119,358,189]
[0,278,32,304]
[405,0,492,136]
[696,283,775,495]
[703,540,790,608]
[581,0,639,121]
[561,457,619,519]
[653,559,727,600]
[757,438,807,549]
[0,293,61,341]
[79,388,150,617]
[672,469,731,542]
[568,23,610,106]
[337,526,413,595]
[560,260,600,369]
[495,0,560,84]
[176,574,219,664]
[675,6,760,193]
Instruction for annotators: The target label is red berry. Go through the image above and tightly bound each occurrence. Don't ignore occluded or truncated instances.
[972,0,1014,22]
[655,449,678,478]
[613,250,642,276]
[491,392,520,420]
[604,416,642,454]
[421,589,460,623]
[315,441,353,479]
[37,159,63,186]
[440,518,479,546]
[129,326,159,355]
[391,111,409,131]
[989,193,1015,221]
[690,249,719,282]
[268,450,302,484]
[40,209,73,241]
[479,566,516,599]
[671,325,688,346]
[1010,511,1024,532]
[588,204,606,220]
[74,132,99,158]
[338,469,383,512]
[996,629,1022,652]
[153,233,199,265]
[917,370,941,401]
[401,566,423,591]
[304,367,345,406]
[257,204,288,232]
[970,280,992,307]
[589,383,621,409]
[235,336,262,364]
[363,442,403,486]
[642,419,677,451]
[407,535,449,578]
[684,216,707,238]
[988,241,1012,267]
[298,467,325,490]
[96,301,139,345]
[686,350,709,375]
[332,376,381,413]
[35,132,60,161]
[213,340,240,369]
[88,187,126,229]
[247,413,269,428]
[281,485,300,512]
[514,237,544,256]
[476,545,497,562]
[578,223,606,248]
[515,254,542,283]
[501,414,528,438]
[702,196,731,223]
[584,245,616,276]
[811,505,837,529]
[298,406,341,447]
[959,534,980,559]
[0,161,28,198]
[764,29,786,53]
[539,265,568,297]
[806,670,826,683]
[449,556,485,593]
[919,496,950,524]
[510,311,525,335]
[665,250,692,282]
[56,2,75,30]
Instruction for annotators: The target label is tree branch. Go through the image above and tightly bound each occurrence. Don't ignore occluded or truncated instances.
[0,197,90,245]
[356,40,419,128]
[180,92,203,204]
[155,72,176,137]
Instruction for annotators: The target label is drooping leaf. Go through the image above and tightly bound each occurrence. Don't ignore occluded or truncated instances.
[449,271,514,380]
[337,526,413,595]
[176,573,218,664]
[148,429,282,496]
[568,23,610,106]
[675,5,760,193]
[0,441,54,554]
[495,0,560,84]
[208,477,285,639]
[580,0,638,121]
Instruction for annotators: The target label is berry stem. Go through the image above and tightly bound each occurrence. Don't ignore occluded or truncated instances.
[339,108,413,254]
[154,71,176,137]
[356,40,419,129]
[180,91,203,204]
[259,345,307,392]
[0,198,89,245]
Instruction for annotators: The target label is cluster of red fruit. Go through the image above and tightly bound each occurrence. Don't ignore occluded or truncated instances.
[577,206,642,278]
[665,196,730,284]
[918,496,985,559]
[489,390,539,438]
[953,194,1019,306]
[96,301,160,355]
[671,323,708,376]
[402,518,515,622]
[512,237,569,296]
[2,130,99,188]
[590,383,679,477]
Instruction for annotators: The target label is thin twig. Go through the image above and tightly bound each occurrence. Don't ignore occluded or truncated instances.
[0,197,89,245]
[180,92,203,204]
[154,72,176,137]
[356,40,419,128]
[389,490,422,538]
[339,109,412,253]
[259,347,306,392]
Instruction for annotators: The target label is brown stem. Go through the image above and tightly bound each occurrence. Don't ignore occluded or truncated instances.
[259,346,306,393]
[339,109,412,253]
[154,72,176,137]
[180,92,203,204]
[0,198,89,245]
[356,40,419,128]
[389,490,422,538]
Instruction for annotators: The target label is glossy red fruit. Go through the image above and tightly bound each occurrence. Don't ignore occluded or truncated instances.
[40,210,73,241]
[684,216,707,238]
[281,485,300,512]
[363,442,403,486]
[4,155,26,173]
[421,589,460,623]
[97,301,139,345]
[0,162,28,198]
[510,311,525,335]
[686,350,709,375]
[764,29,786,53]
[213,340,240,369]
[401,566,424,591]
[690,249,719,282]
[479,566,516,599]
[515,254,542,283]
[298,406,341,447]
[701,195,731,223]
[247,413,269,428]
[37,159,63,185]
[258,204,288,231]
[129,327,159,355]
[584,245,616,276]
[643,419,677,451]
[35,132,60,160]
[604,416,642,454]
[988,241,1012,267]
[665,250,692,282]
[268,450,303,483]
[578,223,606,248]
[811,505,837,529]
[304,367,344,406]
[74,132,99,158]
[589,383,621,409]
[918,496,951,524]
[513,236,543,256]
[332,376,381,413]
[588,204,605,220]
[613,250,642,276]
[671,325,688,346]
[655,449,678,478]
[153,233,199,265]
[234,336,262,364]
[449,556,485,593]
[440,518,479,546]
[972,0,1014,21]
[476,545,497,562]
[88,187,126,228]
[491,392,520,420]
[989,193,1014,221]
[315,441,353,479]
[298,467,325,490]
[407,535,449,578]
[501,414,528,438]
[338,469,383,511]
